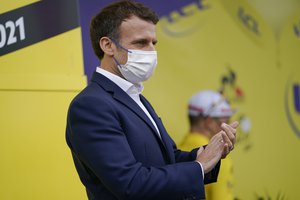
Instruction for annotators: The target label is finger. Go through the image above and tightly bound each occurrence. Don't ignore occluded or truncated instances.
[222,143,229,159]
[230,121,239,129]
[221,133,230,158]
[209,132,222,143]
[211,132,226,148]
[220,131,233,149]
[222,123,237,136]
[205,133,225,157]
[221,123,236,145]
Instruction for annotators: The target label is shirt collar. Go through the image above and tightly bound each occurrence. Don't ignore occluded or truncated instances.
[96,67,144,95]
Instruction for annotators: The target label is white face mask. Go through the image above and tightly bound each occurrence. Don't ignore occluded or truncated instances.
[114,48,158,84]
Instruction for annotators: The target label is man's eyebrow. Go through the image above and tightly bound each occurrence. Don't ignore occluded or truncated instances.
[131,38,158,45]
[131,38,148,44]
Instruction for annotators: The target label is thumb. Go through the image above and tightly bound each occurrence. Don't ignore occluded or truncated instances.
[230,121,239,129]
[197,146,205,157]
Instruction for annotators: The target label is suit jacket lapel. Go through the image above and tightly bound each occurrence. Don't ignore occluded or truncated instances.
[140,95,175,163]
[91,72,160,140]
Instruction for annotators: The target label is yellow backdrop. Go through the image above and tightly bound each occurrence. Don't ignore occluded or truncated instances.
[0,0,86,199]
[1,0,299,199]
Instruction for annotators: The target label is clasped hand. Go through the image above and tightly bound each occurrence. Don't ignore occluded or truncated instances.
[196,121,239,174]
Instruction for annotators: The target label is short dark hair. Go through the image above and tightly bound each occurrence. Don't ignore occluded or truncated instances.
[90,0,159,60]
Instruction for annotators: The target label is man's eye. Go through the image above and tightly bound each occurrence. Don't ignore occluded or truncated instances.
[136,42,146,47]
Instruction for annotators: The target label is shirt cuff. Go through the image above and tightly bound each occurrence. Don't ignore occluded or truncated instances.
[195,161,205,180]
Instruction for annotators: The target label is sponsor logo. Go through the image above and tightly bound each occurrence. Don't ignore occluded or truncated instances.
[237,7,260,36]
[159,0,210,37]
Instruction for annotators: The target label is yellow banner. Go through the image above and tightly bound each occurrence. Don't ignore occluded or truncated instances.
[0,1,86,199]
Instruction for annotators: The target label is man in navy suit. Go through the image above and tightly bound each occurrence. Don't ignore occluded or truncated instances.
[66,1,238,199]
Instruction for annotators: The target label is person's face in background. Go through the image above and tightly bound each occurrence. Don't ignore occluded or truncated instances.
[206,116,230,138]
[113,15,157,65]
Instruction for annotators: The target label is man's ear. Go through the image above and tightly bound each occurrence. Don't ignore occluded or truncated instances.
[99,37,114,56]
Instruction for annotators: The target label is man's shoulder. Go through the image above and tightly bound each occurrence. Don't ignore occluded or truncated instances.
[69,81,112,108]
[75,81,105,97]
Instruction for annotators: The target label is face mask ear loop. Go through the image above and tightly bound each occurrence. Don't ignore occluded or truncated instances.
[110,38,132,53]
[112,57,123,69]
[110,38,132,69]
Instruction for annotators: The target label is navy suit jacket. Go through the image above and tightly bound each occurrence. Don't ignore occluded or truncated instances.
[66,72,220,200]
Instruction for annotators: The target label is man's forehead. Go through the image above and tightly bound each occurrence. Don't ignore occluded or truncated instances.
[118,18,156,41]
[120,15,156,29]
